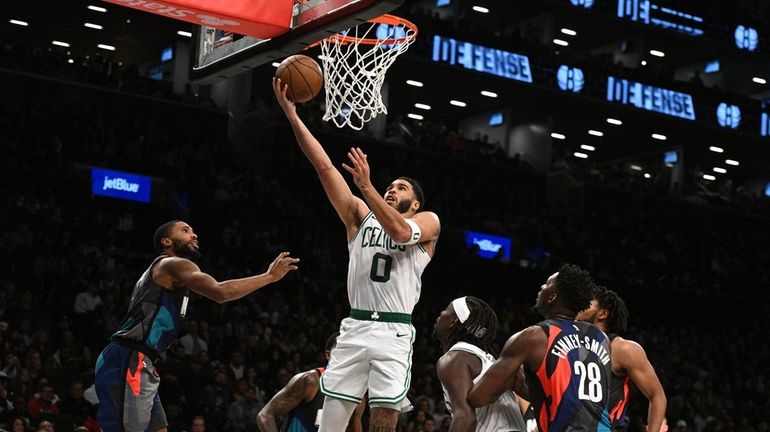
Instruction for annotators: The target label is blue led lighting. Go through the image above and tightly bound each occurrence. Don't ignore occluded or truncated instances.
[607,76,695,120]
[432,35,533,83]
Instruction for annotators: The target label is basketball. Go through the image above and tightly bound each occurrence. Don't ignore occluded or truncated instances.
[275,54,324,103]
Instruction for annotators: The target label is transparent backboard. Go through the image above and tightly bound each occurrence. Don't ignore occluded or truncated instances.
[191,0,404,84]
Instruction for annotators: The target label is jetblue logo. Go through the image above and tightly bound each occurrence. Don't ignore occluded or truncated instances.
[557,65,585,93]
[474,238,502,253]
[735,25,759,51]
[570,0,594,8]
[606,76,695,120]
[92,167,152,203]
[464,230,511,260]
[716,103,741,129]
[102,176,140,193]
[432,36,533,83]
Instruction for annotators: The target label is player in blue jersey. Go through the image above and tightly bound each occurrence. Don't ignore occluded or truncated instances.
[95,220,299,432]
[576,287,666,432]
[469,264,611,432]
[257,333,363,432]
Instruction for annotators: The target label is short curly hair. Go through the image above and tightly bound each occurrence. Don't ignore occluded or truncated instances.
[153,220,181,253]
[555,263,594,315]
[398,177,425,210]
[594,286,629,334]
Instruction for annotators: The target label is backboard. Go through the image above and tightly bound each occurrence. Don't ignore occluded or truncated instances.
[190,0,404,84]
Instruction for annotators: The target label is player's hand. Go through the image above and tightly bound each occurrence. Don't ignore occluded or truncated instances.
[341,147,372,191]
[272,77,296,117]
[266,252,300,281]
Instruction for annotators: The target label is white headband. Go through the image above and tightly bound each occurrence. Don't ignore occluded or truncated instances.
[452,297,471,323]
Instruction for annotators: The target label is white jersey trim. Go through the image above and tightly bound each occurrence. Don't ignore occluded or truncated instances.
[348,212,374,245]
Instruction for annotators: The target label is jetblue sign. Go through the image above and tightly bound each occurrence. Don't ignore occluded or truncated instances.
[464,230,511,260]
[432,35,532,83]
[91,167,152,203]
[716,103,741,129]
[607,76,695,120]
[557,65,584,93]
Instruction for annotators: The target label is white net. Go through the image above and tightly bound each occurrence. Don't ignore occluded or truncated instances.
[320,16,417,130]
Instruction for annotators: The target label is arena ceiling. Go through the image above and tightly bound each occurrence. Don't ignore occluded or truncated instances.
[4,0,770,182]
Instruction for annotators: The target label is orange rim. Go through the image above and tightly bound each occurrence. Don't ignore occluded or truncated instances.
[308,14,418,48]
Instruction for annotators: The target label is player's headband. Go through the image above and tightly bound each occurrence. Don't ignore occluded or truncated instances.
[452,297,471,323]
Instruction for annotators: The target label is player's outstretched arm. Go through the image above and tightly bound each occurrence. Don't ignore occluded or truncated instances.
[616,338,667,432]
[437,352,478,432]
[469,326,540,408]
[272,78,368,231]
[342,147,441,244]
[257,370,318,432]
[157,252,299,304]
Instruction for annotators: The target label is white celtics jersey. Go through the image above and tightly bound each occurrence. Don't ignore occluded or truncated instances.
[441,342,527,432]
[347,212,431,313]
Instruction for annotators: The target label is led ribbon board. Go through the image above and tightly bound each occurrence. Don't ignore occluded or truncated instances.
[91,167,152,203]
[617,0,704,36]
[464,230,511,260]
[607,76,695,120]
[432,35,533,83]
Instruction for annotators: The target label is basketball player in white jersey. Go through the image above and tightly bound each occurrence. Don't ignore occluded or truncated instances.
[273,78,441,432]
[435,296,529,432]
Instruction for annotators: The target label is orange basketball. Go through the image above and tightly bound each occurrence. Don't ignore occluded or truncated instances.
[275,54,324,103]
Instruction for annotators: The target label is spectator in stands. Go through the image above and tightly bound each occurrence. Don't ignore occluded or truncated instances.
[24,352,43,386]
[2,355,21,381]
[180,321,208,356]
[11,369,35,408]
[224,383,263,432]
[27,384,59,423]
[188,415,207,432]
[72,285,101,336]
[227,351,245,383]
[57,381,95,430]
[205,371,233,429]
[9,417,28,432]
[36,420,53,432]
[0,372,11,404]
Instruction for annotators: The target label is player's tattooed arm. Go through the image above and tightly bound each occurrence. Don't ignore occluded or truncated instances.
[257,371,318,432]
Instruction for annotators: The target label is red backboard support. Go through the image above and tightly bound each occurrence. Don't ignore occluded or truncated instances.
[190,0,404,84]
[103,0,293,39]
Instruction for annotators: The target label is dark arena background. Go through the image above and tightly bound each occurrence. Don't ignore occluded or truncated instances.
[2,0,770,431]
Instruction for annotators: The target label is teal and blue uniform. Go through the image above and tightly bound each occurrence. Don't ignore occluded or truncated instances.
[95,255,189,432]
[281,368,326,432]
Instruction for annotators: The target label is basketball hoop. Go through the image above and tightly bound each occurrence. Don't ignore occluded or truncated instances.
[318,14,418,130]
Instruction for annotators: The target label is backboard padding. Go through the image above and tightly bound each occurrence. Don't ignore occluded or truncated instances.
[191,0,404,84]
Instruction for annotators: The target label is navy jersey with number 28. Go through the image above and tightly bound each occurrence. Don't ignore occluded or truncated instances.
[524,319,612,432]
